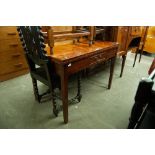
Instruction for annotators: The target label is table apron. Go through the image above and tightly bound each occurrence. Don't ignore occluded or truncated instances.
[66,48,117,75]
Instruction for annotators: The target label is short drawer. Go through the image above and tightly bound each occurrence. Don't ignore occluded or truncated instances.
[0,50,26,63]
[0,39,23,52]
[90,49,116,62]
[0,26,19,40]
[67,48,117,74]
[0,60,28,75]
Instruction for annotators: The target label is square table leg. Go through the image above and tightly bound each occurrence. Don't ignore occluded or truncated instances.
[60,66,69,124]
[108,56,116,89]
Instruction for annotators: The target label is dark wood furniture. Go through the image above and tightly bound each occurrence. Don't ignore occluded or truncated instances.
[47,41,119,123]
[17,26,82,117]
[17,26,60,116]
[0,26,29,81]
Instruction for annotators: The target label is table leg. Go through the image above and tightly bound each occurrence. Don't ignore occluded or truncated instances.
[61,68,68,124]
[139,45,145,63]
[108,57,116,89]
[133,50,138,67]
[120,55,126,77]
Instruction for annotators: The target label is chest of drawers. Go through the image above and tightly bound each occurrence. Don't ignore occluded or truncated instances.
[0,26,29,81]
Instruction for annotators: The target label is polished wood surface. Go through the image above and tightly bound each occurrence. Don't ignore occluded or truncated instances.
[48,41,118,63]
[0,26,28,81]
[47,41,119,123]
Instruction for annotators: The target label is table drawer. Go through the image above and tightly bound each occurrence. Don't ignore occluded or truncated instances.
[0,26,19,40]
[67,48,117,74]
[89,49,116,63]
[0,39,23,52]
[0,59,28,75]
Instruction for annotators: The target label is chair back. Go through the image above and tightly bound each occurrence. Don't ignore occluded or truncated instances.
[17,26,49,71]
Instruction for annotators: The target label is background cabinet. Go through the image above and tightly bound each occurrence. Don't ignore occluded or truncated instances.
[111,26,145,52]
[0,26,29,81]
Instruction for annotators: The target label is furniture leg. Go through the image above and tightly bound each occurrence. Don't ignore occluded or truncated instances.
[133,48,138,67]
[139,49,142,63]
[61,67,69,123]
[48,80,58,117]
[139,44,145,63]
[108,56,116,89]
[77,72,82,102]
[32,78,40,102]
[120,55,126,77]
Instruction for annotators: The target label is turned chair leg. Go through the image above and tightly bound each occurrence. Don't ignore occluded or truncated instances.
[51,89,59,117]
[120,55,126,77]
[32,78,40,102]
[48,78,59,117]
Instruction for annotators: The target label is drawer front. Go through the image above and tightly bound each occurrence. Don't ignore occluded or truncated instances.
[0,59,28,75]
[0,49,26,63]
[0,26,19,40]
[67,48,117,74]
[0,39,23,52]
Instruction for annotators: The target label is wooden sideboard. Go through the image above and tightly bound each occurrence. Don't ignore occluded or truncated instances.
[111,26,144,51]
[0,26,29,81]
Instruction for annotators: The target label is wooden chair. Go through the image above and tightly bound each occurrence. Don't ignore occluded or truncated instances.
[17,26,82,116]
[72,26,94,44]
[74,26,105,43]
[42,26,95,54]
[93,26,105,41]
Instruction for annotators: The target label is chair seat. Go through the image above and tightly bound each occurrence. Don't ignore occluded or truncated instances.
[31,67,60,88]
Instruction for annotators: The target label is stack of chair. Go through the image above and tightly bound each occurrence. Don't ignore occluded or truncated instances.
[42,26,95,55]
